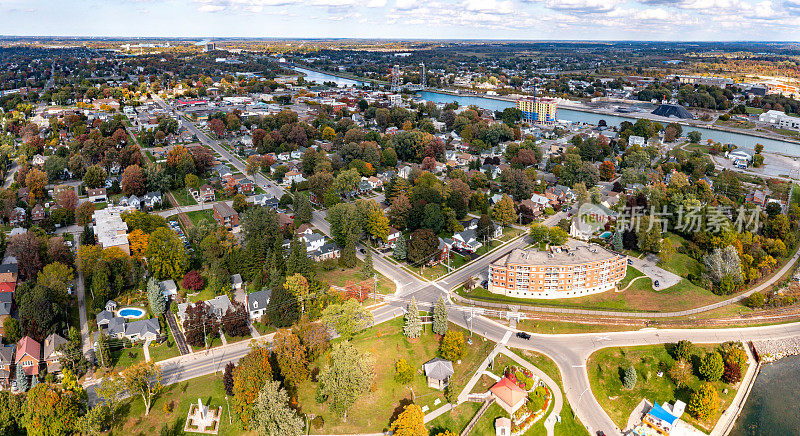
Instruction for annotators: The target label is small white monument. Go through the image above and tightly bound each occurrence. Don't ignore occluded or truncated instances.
[184,397,222,434]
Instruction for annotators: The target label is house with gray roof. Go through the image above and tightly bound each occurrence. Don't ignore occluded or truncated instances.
[160,279,178,299]
[247,289,272,320]
[96,310,115,327]
[423,357,454,390]
[43,333,67,374]
[125,318,160,342]
[0,345,15,387]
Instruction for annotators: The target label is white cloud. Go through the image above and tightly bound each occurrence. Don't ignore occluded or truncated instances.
[463,0,513,14]
[366,0,387,6]
[198,3,225,12]
[394,0,420,10]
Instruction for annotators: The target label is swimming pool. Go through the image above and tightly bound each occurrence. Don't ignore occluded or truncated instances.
[118,307,146,319]
[599,231,613,239]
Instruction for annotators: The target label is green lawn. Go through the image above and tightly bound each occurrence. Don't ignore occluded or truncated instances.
[148,323,181,362]
[427,401,482,435]
[295,317,494,434]
[515,319,638,334]
[186,209,214,226]
[318,259,396,294]
[170,188,198,206]
[116,373,253,436]
[588,344,740,433]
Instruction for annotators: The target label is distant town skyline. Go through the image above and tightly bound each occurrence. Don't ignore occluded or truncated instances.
[1,0,799,41]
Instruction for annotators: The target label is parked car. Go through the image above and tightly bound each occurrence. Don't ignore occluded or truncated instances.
[654,280,660,287]
[516,332,532,340]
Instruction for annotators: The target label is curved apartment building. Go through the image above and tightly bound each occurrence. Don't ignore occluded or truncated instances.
[488,242,627,299]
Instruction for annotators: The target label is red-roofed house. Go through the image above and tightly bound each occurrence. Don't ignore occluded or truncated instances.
[490,376,527,414]
[15,336,40,376]
[0,282,15,293]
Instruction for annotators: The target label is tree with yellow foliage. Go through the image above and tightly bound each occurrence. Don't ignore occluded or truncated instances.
[389,404,427,436]
[127,229,149,259]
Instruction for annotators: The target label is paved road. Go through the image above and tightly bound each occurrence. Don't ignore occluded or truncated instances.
[73,234,92,359]
[628,255,681,289]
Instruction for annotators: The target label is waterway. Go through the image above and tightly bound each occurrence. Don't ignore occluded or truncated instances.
[729,354,800,436]
[290,66,800,158]
[417,91,800,157]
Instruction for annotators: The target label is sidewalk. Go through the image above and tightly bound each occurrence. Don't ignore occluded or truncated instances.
[710,342,760,436]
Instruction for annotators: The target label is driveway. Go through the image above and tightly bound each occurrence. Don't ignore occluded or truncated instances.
[627,255,681,289]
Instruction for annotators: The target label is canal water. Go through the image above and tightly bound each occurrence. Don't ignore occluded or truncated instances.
[291,66,800,157]
[417,91,800,157]
[729,354,800,436]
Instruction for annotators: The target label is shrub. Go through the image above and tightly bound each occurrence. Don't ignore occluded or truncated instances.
[182,270,204,291]
[668,360,692,389]
[394,359,414,385]
[699,352,724,382]
[743,292,765,308]
[439,331,466,362]
[688,383,719,421]
[723,362,742,384]
[670,340,693,361]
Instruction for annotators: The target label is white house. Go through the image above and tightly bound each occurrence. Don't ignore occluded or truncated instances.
[247,289,271,320]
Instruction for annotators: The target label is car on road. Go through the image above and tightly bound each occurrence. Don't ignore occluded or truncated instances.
[654,280,660,287]
[359,248,366,254]
[596,432,606,436]
[516,332,531,340]
[627,258,633,265]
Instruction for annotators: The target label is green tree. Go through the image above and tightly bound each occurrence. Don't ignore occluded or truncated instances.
[121,361,163,416]
[83,164,107,189]
[321,299,373,339]
[440,330,466,362]
[672,340,694,361]
[403,297,422,339]
[389,404,427,436]
[3,317,21,343]
[433,295,448,336]
[492,194,516,226]
[80,404,112,435]
[699,352,724,382]
[623,366,637,389]
[24,382,85,436]
[548,226,568,245]
[15,364,28,392]
[340,231,357,268]
[251,380,304,436]
[687,383,718,421]
[393,234,407,260]
[688,131,702,143]
[612,230,623,252]
[294,192,312,225]
[318,342,375,420]
[144,227,188,279]
[146,277,166,316]
[362,249,374,279]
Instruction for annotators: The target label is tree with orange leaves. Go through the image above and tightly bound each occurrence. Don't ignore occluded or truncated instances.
[25,168,48,202]
[232,345,273,426]
[127,229,149,259]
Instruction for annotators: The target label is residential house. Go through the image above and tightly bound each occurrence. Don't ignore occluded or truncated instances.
[43,333,67,374]
[32,154,46,167]
[198,185,216,202]
[423,358,454,390]
[15,336,40,376]
[31,204,46,223]
[142,191,162,209]
[309,242,341,262]
[278,213,293,230]
[495,417,512,436]
[10,207,25,226]
[124,318,160,342]
[93,207,131,254]
[283,170,305,186]
[213,203,240,229]
[253,194,279,209]
[0,345,14,387]
[357,180,373,195]
[0,293,12,333]
[385,227,401,248]
[247,289,272,320]
[238,178,254,193]
[87,187,108,203]
[398,165,412,179]
[119,195,141,209]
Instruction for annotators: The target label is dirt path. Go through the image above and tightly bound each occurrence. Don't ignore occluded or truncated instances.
[165,191,194,230]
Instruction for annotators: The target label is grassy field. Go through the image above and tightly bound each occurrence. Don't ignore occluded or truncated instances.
[455,277,720,313]
[186,209,214,226]
[427,401,482,434]
[295,317,494,434]
[318,258,397,294]
[588,344,740,433]
[116,373,253,436]
[170,188,198,206]
[515,319,639,334]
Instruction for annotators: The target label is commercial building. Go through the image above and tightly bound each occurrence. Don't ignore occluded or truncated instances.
[516,97,557,125]
[93,206,131,255]
[759,110,800,132]
[488,241,626,299]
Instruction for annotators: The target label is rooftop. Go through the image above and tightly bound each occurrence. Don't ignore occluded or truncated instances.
[492,240,621,267]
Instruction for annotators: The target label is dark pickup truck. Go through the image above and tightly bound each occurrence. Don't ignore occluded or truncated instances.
[516,332,532,340]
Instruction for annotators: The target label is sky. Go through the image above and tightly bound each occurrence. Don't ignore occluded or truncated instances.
[2,0,800,41]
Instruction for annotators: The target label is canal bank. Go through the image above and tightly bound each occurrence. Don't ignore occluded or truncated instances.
[729,353,800,435]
